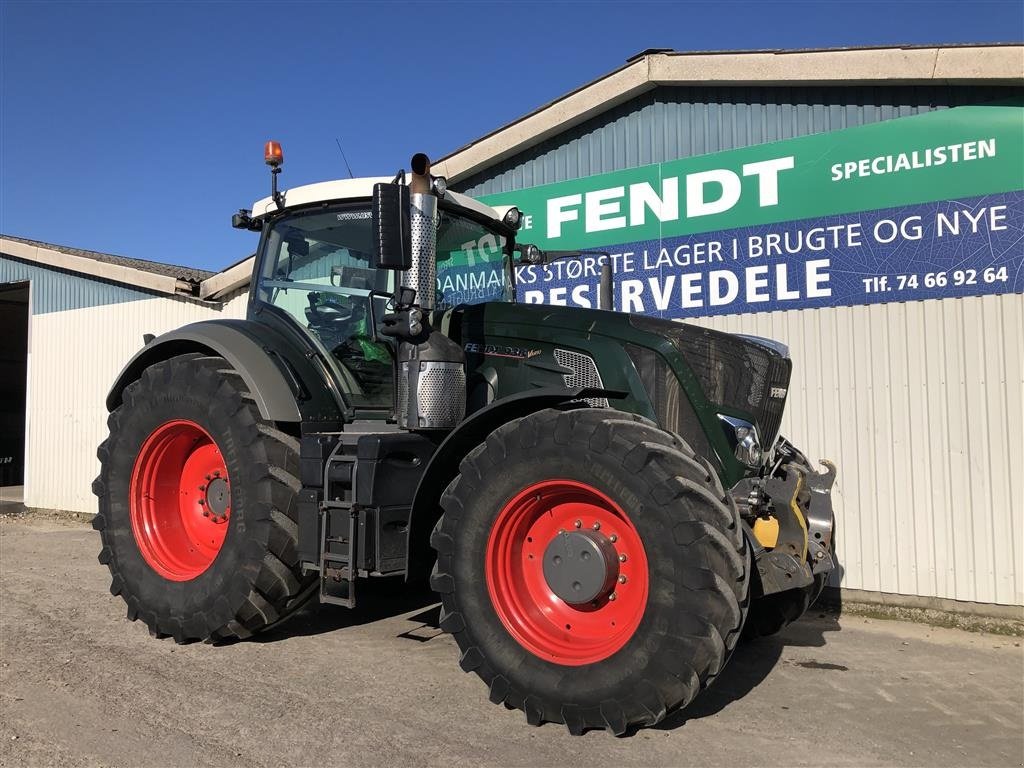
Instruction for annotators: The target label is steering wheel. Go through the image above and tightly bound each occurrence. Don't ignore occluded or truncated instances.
[305,292,353,327]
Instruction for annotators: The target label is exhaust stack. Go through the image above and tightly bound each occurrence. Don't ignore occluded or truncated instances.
[403,153,438,311]
[395,154,466,431]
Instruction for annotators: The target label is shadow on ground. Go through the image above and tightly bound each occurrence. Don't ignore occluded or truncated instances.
[255,575,844,737]
[252,577,439,643]
[651,607,843,733]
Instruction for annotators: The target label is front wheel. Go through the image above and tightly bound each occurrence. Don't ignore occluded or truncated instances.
[430,408,749,735]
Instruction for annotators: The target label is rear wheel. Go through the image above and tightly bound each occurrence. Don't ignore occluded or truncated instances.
[93,352,316,642]
[431,408,749,735]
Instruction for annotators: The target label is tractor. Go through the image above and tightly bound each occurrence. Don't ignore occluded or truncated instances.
[93,144,837,735]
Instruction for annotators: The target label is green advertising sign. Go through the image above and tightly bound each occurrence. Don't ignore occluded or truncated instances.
[481,104,1023,250]
[463,104,1022,317]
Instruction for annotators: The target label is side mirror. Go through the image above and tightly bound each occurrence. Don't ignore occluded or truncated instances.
[372,183,412,271]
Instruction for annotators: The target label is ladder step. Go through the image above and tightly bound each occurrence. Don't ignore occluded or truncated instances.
[321,567,356,608]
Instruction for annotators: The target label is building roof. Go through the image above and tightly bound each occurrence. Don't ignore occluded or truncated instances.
[1,235,214,283]
[431,44,1024,185]
[1,235,210,298]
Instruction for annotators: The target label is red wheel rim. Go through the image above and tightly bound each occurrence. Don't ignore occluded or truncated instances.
[485,479,649,666]
[129,420,231,581]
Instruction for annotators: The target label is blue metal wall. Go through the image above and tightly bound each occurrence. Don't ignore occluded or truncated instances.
[456,85,1021,196]
[0,254,159,314]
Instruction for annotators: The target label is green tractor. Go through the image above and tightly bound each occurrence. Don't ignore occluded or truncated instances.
[93,145,836,735]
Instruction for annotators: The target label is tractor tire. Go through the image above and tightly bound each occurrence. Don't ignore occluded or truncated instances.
[743,447,832,640]
[430,407,750,735]
[92,352,316,643]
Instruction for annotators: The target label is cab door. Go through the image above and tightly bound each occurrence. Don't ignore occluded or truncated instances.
[254,203,396,416]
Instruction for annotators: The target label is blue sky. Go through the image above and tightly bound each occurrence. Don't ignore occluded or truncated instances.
[2,1,1021,272]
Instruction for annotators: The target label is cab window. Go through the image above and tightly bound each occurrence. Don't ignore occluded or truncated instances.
[258,205,394,409]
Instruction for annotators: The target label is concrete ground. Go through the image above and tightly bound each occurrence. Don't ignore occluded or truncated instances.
[1,515,1021,768]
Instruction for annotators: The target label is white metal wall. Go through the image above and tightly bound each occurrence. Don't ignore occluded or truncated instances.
[23,290,248,515]
[693,293,1023,606]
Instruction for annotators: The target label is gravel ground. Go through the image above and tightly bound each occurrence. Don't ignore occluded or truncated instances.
[1,515,1021,768]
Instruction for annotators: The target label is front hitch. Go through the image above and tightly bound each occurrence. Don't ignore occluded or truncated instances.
[801,459,837,575]
[743,457,837,596]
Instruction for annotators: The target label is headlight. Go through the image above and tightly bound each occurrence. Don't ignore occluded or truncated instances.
[718,415,762,467]
[502,206,523,230]
[520,243,543,264]
[431,175,448,198]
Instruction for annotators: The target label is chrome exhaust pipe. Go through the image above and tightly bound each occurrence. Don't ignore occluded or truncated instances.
[403,153,438,311]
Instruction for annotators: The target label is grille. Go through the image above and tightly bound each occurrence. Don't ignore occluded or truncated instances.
[415,362,466,429]
[630,317,791,448]
[625,344,711,460]
[553,349,609,408]
[397,362,411,428]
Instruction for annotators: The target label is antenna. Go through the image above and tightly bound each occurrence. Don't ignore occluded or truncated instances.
[334,138,355,179]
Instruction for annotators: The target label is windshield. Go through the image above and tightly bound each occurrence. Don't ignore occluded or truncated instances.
[257,201,511,409]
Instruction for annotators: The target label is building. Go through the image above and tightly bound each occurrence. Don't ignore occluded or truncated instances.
[0,236,247,512]
[433,44,1024,610]
[1,44,1021,611]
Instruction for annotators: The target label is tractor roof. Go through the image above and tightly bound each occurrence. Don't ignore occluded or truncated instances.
[251,177,503,222]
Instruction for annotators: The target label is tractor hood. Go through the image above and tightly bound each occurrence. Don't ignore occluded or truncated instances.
[458,303,792,466]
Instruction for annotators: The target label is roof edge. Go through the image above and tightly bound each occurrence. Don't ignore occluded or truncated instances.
[1,237,183,297]
[433,44,1024,184]
[200,256,254,299]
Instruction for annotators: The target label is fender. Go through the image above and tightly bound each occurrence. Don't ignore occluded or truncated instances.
[404,386,627,579]
[106,319,326,422]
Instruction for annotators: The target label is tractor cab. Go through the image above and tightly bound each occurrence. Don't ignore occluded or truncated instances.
[239,148,520,417]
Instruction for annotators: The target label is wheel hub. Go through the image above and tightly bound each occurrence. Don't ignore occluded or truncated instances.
[542,530,618,604]
[204,476,230,519]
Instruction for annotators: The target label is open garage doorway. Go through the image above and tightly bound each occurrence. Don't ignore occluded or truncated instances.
[0,282,29,493]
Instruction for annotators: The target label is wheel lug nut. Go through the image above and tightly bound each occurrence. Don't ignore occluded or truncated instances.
[198,484,206,492]
[608,592,617,601]
[205,474,212,481]
[619,575,627,584]
[198,499,205,506]
[609,534,617,543]
[619,554,627,562]
[592,522,601,531]
[203,510,210,517]
[574,520,582,529]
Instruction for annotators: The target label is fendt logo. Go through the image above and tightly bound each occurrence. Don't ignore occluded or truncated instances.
[546,157,795,239]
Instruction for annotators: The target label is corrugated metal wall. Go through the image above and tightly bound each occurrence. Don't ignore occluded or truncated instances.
[0,253,159,314]
[693,294,1023,607]
[21,286,248,513]
[457,85,1021,196]
[457,83,1024,607]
